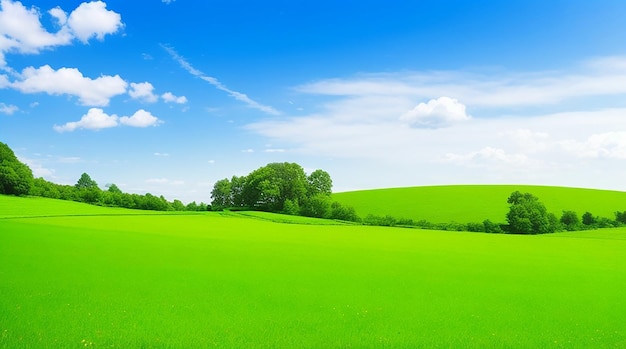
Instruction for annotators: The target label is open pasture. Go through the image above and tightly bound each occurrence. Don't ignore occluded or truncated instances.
[333,185,626,224]
[1,195,626,348]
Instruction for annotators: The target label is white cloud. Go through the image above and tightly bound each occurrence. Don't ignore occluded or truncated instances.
[0,0,122,66]
[10,65,127,106]
[146,178,184,185]
[295,56,626,108]
[444,147,529,167]
[264,148,286,153]
[119,109,162,127]
[560,132,626,159]
[0,102,17,114]
[162,0,176,4]
[21,157,55,178]
[54,108,162,132]
[53,107,118,132]
[241,149,254,153]
[161,92,187,104]
[161,44,280,115]
[66,1,123,43]
[58,156,81,163]
[154,152,170,157]
[400,97,470,128]
[129,82,158,103]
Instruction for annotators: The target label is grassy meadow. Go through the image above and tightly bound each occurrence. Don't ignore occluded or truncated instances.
[1,194,626,348]
[333,185,626,224]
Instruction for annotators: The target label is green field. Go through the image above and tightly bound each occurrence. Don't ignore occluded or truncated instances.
[333,185,626,224]
[1,194,626,348]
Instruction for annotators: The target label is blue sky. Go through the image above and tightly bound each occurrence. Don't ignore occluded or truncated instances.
[2,0,626,203]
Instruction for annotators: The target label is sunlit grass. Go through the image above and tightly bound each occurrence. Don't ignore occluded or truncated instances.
[333,184,626,223]
[1,195,626,347]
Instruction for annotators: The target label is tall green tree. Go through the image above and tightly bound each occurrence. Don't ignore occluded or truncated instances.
[506,191,557,234]
[75,173,99,190]
[243,162,307,211]
[211,178,232,209]
[307,169,332,196]
[0,142,34,196]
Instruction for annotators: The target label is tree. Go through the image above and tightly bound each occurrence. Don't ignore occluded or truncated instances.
[106,183,122,193]
[171,199,186,211]
[243,162,308,211]
[75,173,98,190]
[0,142,34,196]
[230,175,246,207]
[506,191,556,234]
[301,194,332,218]
[307,169,332,197]
[560,210,580,231]
[211,178,232,210]
[582,211,596,226]
[329,201,359,221]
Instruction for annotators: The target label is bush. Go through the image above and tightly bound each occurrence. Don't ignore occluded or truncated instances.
[560,210,580,231]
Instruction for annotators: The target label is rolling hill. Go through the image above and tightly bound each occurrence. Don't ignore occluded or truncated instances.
[333,185,626,223]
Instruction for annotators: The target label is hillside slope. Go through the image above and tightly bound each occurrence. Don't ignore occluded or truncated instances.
[333,185,626,224]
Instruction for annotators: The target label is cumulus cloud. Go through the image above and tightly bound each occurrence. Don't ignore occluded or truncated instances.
[67,1,123,43]
[161,92,187,104]
[161,44,280,115]
[53,107,118,132]
[119,109,162,127]
[54,108,162,132]
[10,65,127,106]
[400,97,470,128]
[0,0,123,66]
[129,82,158,103]
[0,102,18,114]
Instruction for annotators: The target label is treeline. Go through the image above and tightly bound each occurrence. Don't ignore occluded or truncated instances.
[31,173,209,211]
[0,142,207,211]
[361,191,626,234]
[210,162,359,221]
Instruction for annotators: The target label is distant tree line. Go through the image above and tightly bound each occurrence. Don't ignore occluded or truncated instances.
[210,162,359,221]
[0,142,207,211]
[361,190,626,234]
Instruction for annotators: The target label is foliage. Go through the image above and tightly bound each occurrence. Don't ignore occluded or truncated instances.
[0,142,34,196]
[560,210,580,231]
[75,172,99,190]
[211,162,359,222]
[582,211,596,226]
[506,191,557,234]
[307,169,332,196]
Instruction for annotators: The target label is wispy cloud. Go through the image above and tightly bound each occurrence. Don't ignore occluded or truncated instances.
[0,102,18,115]
[161,44,280,115]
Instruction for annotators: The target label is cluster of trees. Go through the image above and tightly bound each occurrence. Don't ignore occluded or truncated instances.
[360,191,626,235]
[30,173,209,211]
[210,162,358,221]
[1,141,206,211]
[0,142,34,196]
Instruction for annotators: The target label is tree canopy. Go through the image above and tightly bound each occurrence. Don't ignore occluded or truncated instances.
[506,191,557,234]
[210,162,358,221]
[0,142,34,196]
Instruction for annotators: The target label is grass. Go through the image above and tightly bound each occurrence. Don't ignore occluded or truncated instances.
[333,184,626,223]
[1,194,626,347]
